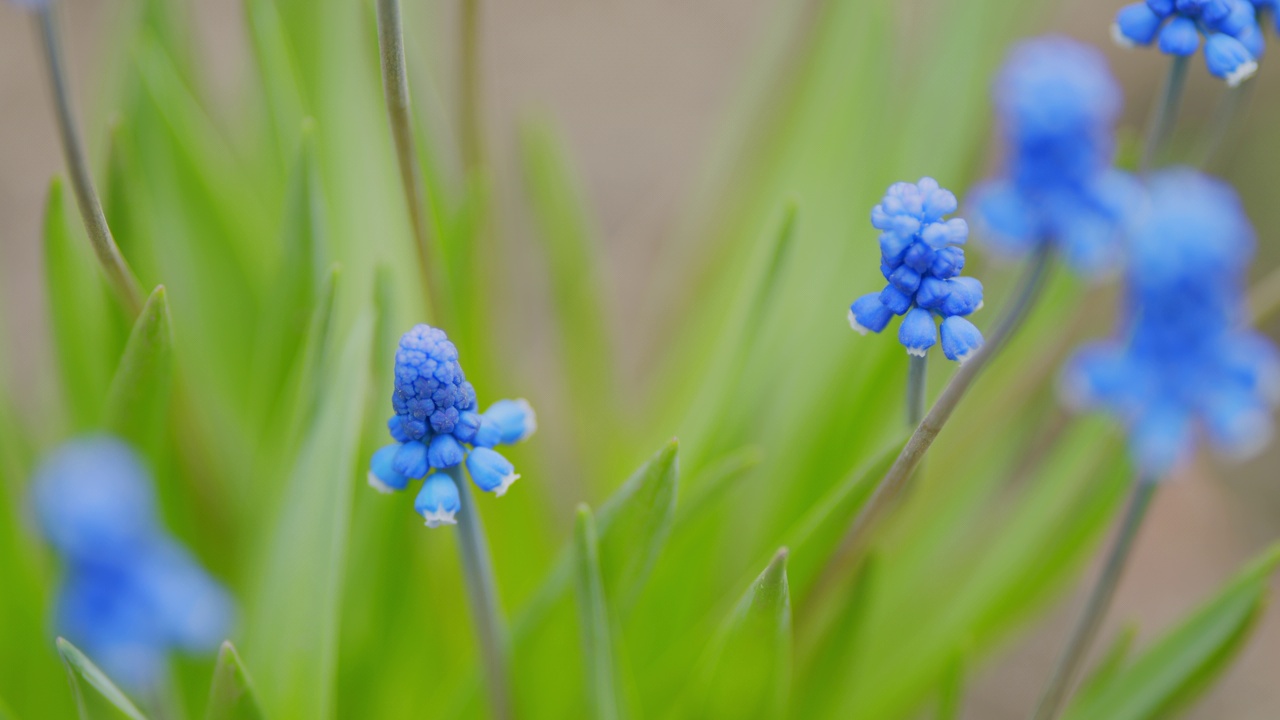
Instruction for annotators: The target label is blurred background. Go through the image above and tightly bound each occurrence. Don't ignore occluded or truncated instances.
[2,0,1279,717]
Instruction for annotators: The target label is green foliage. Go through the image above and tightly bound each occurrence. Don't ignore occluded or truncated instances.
[4,0,1278,718]
[56,639,147,720]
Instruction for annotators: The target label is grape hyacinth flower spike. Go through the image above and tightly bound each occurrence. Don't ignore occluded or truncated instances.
[1063,169,1278,474]
[367,324,536,527]
[1113,0,1265,85]
[971,37,1139,275]
[32,437,234,692]
[1034,170,1279,720]
[848,178,985,364]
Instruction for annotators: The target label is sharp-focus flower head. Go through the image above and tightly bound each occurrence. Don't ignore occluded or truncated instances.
[1063,170,1278,475]
[848,178,985,363]
[369,324,536,525]
[32,437,234,691]
[971,36,1139,276]
[1113,0,1264,85]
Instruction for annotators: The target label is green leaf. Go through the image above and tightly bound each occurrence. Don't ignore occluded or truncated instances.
[103,286,173,453]
[937,653,965,720]
[693,548,792,719]
[1063,542,1280,720]
[246,311,373,719]
[518,119,617,461]
[43,178,116,429]
[55,638,147,720]
[573,506,624,720]
[595,440,679,610]
[204,642,265,720]
[794,554,878,718]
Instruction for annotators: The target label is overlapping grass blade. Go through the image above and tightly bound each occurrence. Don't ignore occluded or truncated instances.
[204,642,265,720]
[573,506,625,720]
[55,639,147,720]
[103,286,173,454]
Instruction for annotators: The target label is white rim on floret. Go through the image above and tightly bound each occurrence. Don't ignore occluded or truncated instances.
[847,308,871,335]
[515,398,537,438]
[1109,23,1136,49]
[367,470,399,494]
[422,507,459,528]
[1226,60,1258,88]
[493,472,521,498]
[906,346,928,358]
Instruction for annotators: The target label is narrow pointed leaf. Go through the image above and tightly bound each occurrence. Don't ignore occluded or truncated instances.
[103,286,173,452]
[595,439,679,609]
[573,506,624,720]
[55,638,147,720]
[696,548,792,719]
[1063,542,1280,720]
[246,312,373,719]
[205,642,265,720]
[44,179,116,429]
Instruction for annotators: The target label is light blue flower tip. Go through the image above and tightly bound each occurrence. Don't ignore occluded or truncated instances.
[940,317,984,364]
[849,293,892,335]
[392,440,429,480]
[427,434,466,469]
[368,444,410,493]
[1204,33,1258,86]
[483,399,538,445]
[414,474,460,528]
[1115,3,1164,46]
[899,309,938,357]
[466,447,520,496]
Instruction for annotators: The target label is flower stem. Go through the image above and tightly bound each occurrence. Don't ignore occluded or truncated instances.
[814,244,1052,597]
[447,465,513,720]
[1031,476,1157,720]
[1249,263,1280,325]
[1196,79,1253,171]
[34,5,144,315]
[374,0,449,322]
[906,354,928,428]
[459,0,484,176]
[1140,55,1189,173]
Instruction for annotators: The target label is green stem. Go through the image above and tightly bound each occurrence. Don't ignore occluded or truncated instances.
[459,0,484,176]
[1140,55,1189,173]
[906,353,927,428]
[815,244,1053,596]
[447,465,512,720]
[1249,263,1280,325]
[1031,477,1158,720]
[1197,79,1253,171]
[34,5,144,315]
[374,0,449,322]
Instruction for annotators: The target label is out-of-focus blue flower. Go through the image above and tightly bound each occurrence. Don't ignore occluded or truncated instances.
[848,178,985,363]
[1113,0,1264,85]
[370,325,536,525]
[33,437,233,691]
[971,37,1140,276]
[1253,0,1280,32]
[1063,170,1279,475]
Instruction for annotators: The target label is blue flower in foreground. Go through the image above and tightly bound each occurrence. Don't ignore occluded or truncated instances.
[33,438,234,690]
[369,325,535,526]
[848,178,985,362]
[972,37,1140,276]
[1063,170,1279,474]
[1113,0,1264,85]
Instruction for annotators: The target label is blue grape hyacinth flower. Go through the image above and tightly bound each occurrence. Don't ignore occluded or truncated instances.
[1063,170,1279,475]
[971,37,1140,276]
[32,437,234,691]
[368,325,536,526]
[1113,0,1264,85]
[848,178,985,363]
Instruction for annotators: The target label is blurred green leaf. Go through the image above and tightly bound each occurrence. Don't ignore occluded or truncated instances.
[44,178,116,429]
[1073,624,1138,705]
[795,554,878,718]
[596,439,678,610]
[246,311,373,719]
[518,119,616,458]
[55,638,147,720]
[1063,542,1280,720]
[204,641,265,720]
[103,286,173,453]
[691,548,791,719]
[937,653,965,720]
[573,505,625,720]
